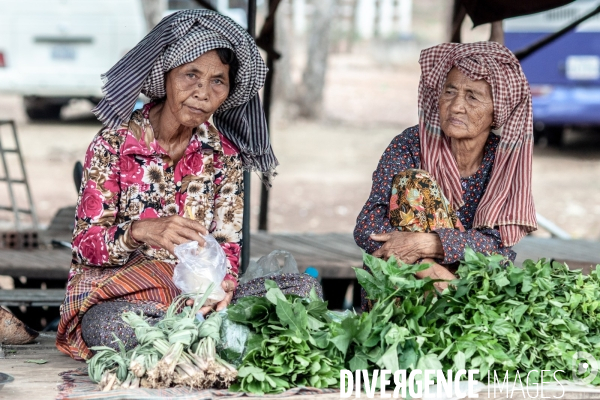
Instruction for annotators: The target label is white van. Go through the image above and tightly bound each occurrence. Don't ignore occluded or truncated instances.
[0,0,251,120]
[0,0,148,119]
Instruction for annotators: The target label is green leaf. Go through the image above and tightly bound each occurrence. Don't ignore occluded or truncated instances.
[330,316,360,356]
[494,271,511,288]
[306,315,325,330]
[384,324,408,346]
[513,304,528,325]
[506,267,522,284]
[274,298,304,333]
[377,343,400,371]
[398,340,418,370]
[491,319,513,336]
[354,267,381,299]
[454,282,471,298]
[238,366,266,380]
[416,353,444,373]
[265,285,287,306]
[362,252,379,269]
[24,359,47,364]
[264,280,278,291]
[308,287,320,303]
[453,351,466,371]
[349,353,370,371]
[306,299,328,319]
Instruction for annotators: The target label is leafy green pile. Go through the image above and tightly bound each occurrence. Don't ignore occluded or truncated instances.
[227,281,343,394]
[87,288,237,391]
[335,249,600,384]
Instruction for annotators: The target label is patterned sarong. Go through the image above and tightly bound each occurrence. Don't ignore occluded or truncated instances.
[56,252,180,360]
[389,169,464,233]
[361,169,463,311]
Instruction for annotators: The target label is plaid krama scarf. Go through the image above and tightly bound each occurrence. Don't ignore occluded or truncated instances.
[418,42,537,247]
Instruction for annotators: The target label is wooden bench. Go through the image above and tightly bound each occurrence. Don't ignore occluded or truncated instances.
[0,232,598,314]
[0,289,65,307]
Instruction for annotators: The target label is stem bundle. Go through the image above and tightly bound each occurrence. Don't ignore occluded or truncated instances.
[87,285,238,391]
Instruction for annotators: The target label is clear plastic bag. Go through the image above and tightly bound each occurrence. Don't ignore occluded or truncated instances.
[216,309,252,367]
[172,236,227,307]
[238,250,299,285]
[326,309,354,324]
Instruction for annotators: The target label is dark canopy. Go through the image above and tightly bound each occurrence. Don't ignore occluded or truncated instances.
[461,0,575,26]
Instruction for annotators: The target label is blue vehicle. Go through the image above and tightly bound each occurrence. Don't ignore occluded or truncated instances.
[504,0,600,145]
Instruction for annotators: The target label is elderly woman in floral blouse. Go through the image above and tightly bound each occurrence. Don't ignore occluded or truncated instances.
[57,10,277,361]
[354,42,537,309]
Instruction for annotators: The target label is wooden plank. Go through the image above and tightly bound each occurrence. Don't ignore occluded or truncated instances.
[266,234,352,260]
[0,289,65,306]
[37,205,76,245]
[250,233,342,262]
[276,233,361,260]
[0,234,597,282]
[1,333,83,400]
[0,249,71,279]
[513,237,600,265]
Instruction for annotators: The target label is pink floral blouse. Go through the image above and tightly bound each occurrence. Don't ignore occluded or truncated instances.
[69,103,243,288]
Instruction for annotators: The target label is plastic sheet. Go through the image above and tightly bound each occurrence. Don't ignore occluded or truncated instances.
[239,250,299,285]
[172,236,227,307]
[326,309,354,324]
[216,310,252,367]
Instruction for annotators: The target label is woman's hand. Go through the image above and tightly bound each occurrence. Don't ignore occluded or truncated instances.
[186,280,236,316]
[416,258,456,292]
[370,231,444,264]
[130,215,208,255]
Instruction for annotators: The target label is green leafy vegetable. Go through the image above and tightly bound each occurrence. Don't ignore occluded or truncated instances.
[227,283,343,394]
[333,249,600,386]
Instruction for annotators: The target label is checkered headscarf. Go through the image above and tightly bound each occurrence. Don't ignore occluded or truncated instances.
[92,10,278,181]
[418,42,537,246]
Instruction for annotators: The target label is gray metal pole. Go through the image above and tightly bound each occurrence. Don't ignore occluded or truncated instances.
[258,0,275,232]
[241,0,257,274]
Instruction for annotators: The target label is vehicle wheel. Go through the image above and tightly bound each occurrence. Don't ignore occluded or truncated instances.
[534,124,563,147]
[545,126,564,147]
[24,101,63,121]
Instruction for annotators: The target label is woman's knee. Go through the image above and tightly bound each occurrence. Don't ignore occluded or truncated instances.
[81,301,163,351]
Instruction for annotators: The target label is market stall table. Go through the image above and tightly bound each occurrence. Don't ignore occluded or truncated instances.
[0,234,598,312]
[0,234,598,282]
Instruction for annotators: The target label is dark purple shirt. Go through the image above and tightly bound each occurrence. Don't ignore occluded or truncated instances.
[353,125,516,264]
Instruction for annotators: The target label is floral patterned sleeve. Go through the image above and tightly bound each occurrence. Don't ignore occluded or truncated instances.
[72,131,141,267]
[211,136,243,289]
[354,127,421,254]
[435,228,516,264]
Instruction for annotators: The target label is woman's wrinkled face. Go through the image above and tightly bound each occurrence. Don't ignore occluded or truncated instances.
[439,67,494,141]
[164,50,230,127]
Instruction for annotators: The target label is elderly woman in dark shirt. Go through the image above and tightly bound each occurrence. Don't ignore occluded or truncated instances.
[354,42,537,304]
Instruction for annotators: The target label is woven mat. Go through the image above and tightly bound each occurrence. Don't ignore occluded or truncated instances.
[57,368,338,400]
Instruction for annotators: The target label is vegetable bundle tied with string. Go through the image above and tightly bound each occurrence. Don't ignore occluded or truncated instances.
[87,285,237,391]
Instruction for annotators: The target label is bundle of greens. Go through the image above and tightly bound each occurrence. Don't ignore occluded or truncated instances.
[334,249,600,384]
[226,281,344,394]
[87,288,237,391]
